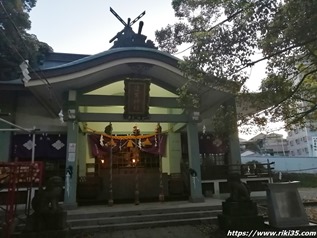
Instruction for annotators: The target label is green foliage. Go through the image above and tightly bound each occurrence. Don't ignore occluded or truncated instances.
[0,0,53,81]
[210,103,238,137]
[156,0,317,132]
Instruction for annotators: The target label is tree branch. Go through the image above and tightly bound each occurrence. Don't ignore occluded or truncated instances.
[285,104,317,124]
[270,67,317,109]
[236,36,317,73]
[173,6,248,55]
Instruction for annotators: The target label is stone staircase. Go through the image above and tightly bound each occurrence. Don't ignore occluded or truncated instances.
[3,201,223,236]
[67,203,222,235]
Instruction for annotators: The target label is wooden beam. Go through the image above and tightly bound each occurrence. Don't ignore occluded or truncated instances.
[77,95,181,108]
[77,112,191,123]
[172,123,186,132]
[78,95,124,106]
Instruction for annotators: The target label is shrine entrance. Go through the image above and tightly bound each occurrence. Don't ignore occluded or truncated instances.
[73,78,191,205]
[82,122,169,205]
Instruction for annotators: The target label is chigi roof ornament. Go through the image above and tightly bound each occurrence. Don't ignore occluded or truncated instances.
[109,7,157,49]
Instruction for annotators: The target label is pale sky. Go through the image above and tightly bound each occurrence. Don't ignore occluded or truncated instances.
[29,0,176,54]
[28,0,286,139]
[28,0,265,89]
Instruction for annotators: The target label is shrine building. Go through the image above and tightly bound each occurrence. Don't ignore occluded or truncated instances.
[0,9,258,208]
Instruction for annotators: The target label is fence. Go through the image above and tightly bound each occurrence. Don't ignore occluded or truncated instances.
[241,156,317,173]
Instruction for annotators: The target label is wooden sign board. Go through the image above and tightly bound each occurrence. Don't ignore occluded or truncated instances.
[124,79,150,120]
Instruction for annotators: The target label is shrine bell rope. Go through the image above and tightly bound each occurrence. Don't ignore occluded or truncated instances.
[85,127,168,139]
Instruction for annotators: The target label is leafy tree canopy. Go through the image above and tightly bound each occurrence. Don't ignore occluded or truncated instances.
[0,0,53,81]
[155,0,317,133]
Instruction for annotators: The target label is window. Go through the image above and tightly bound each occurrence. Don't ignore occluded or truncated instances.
[304,147,309,153]
[303,136,307,142]
[295,139,300,144]
[290,141,294,146]
[297,149,301,155]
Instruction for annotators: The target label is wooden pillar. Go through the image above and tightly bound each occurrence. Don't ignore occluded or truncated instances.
[0,93,15,162]
[226,98,241,174]
[0,122,11,162]
[186,122,204,203]
[134,145,140,205]
[63,90,79,209]
[108,134,114,206]
[77,132,87,177]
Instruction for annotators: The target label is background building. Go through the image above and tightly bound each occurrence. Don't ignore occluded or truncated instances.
[287,124,317,157]
[241,133,288,156]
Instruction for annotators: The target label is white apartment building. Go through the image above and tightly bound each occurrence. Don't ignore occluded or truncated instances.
[287,124,317,157]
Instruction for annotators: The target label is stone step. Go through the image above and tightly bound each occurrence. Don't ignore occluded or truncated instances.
[9,202,223,236]
[68,210,221,227]
[69,216,219,235]
[67,205,222,235]
[67,204,222,220]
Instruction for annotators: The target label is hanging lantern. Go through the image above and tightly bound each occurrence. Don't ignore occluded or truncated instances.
[155,123,162,134]
[127,140,134,148]
[133,125,140,136]
[104,122,113,135]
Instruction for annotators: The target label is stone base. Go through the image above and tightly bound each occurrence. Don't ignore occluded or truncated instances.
[25,210,67,232]
[218,200,265,230]
[218,214,265,230]
[222,201,258,216]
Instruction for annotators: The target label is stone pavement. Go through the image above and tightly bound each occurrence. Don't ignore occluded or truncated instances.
[69,197,223,238]
[69,188,316,238]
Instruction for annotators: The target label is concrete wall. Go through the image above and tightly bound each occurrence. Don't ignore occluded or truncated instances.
[242,156,317,173]
[14,93,66,132]
[0,91,66,161]
[164,132,182,174]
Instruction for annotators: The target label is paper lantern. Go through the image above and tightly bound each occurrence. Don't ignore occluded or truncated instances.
[127,140,134,148]
[143,138,152,146]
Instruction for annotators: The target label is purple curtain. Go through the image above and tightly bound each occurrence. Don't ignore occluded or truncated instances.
[11,134,67,160]
[88,133,167,157]
[198,133,228,154]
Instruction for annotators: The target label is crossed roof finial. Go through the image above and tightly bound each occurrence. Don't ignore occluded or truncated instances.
[109,7,146,43]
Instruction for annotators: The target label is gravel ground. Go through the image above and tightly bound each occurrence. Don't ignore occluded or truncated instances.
[299,187,317,223]
[196,188,317,238]
[189,188,317,238]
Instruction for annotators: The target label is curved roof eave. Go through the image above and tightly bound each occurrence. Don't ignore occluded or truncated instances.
[23,47,236,117]
[31,47,180,79]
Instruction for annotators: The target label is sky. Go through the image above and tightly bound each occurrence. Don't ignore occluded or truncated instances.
[28,0,286,139]
[28,0,268,90]
[28,0,266,90]
[29,0,176,54]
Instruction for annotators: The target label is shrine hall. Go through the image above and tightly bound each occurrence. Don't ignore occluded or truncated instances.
[0,9,251,208]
